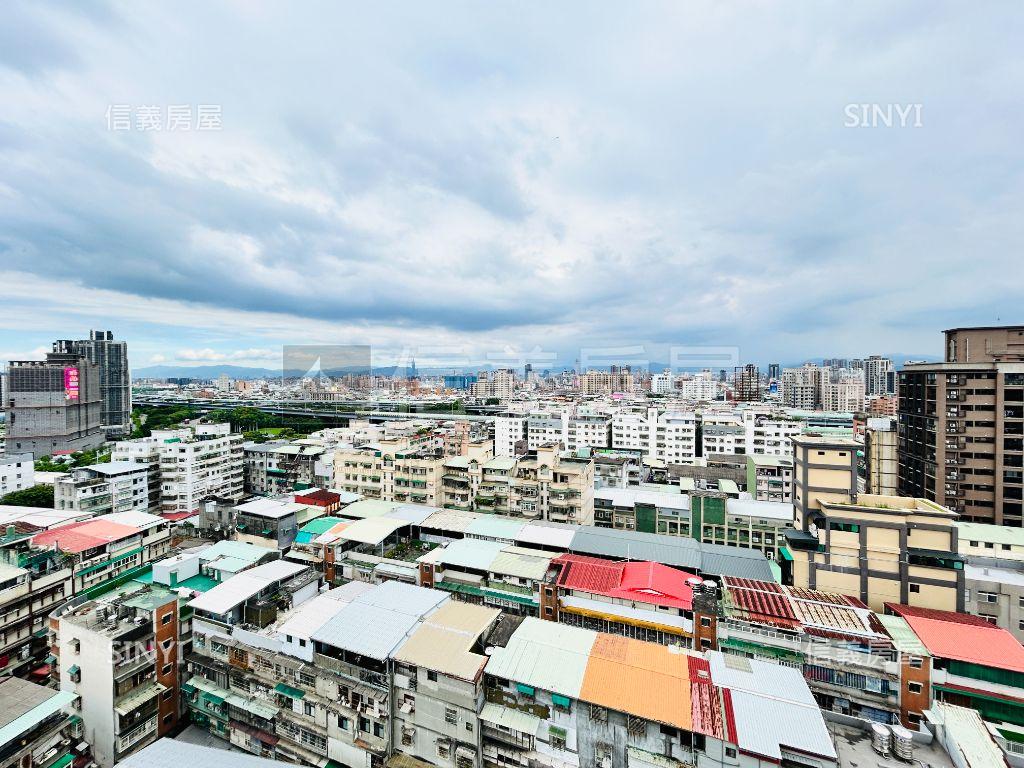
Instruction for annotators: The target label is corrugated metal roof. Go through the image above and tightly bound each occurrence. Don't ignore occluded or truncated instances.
[874,614,930,656]
[579,634,693,731]
[516,521,578,549]
[116,732,287,767]
[465,517,525,540]
[929,702,1006,768]
[188,560,307,614]
[386,504,440,525]
[331,517,406,546]
[234,498,306,519]
[275,584,370,641]
[595,487,691,510]
[394,601,498,681]
[489,548,554,580]
[706,652,835,761]
[420,508,482,533]
[337,499,402,520]
[725,499,794,522]
[888,603,1024,672]
[483,617,595,698]
[418,538,506,571]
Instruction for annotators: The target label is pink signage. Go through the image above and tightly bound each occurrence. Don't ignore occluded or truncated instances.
[64,366,79,401]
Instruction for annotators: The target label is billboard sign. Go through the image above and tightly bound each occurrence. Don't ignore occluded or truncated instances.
[64,366,79,401]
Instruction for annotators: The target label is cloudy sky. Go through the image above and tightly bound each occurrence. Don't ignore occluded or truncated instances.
[1,1,1022,372]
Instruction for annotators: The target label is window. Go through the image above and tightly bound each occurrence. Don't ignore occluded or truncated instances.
[909,584,920,594]
[700,616,712,628]
[909,657,923,669]
[373,721,384,738]
[161,613,173,625]
[162,689,174,701]
[908,682,923,694]
[445,707,458,725]
[161,664,172,675]
[725,747,737,759]
[426,670,438,682]
[466,721,473,732]
[359,717,370,733]
[338,715,350,730]
[304,702,315,716]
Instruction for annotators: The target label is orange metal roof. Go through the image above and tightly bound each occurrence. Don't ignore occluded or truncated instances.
[579,634,693,730]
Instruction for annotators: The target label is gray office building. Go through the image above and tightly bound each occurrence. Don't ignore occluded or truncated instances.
[4,351,104,458]
[53,330,131,436]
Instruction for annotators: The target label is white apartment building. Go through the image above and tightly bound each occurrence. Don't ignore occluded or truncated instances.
[650,370,673,394]
[524,409,611,452]
[743,412,801,457]
[781,364,823,409]
[494,415,527,457]
[676,370,718,401]
[0,453,34,497]
[471,369,516,401]
[112,423,244,517]
[611,408,698,463]
[55,461,153,516]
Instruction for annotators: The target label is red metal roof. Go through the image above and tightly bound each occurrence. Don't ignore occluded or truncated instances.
[31,518,142,554]
[553,553,695,610]
[295,489,341,506]
[887,603,1024,674]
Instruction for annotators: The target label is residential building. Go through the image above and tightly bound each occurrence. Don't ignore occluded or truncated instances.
[782,364,824,410]
[243,441,333,496]
[186,580,492,767]
[746,454,794,503]
[508,446,594,524]
[471,368,516,401]
[863,355,896,397]
[718,577,903,725]
[28,511,172,597]
[53,330,131,437]
[112,423,244,519]
[899,325,1024,525]
[542,553,701,647]
[54,461,153,516]
[483,618,838,768]
[335,440,446,505]
[0,677,82,768]
[0,453,34,497]
[4,351,103,458]
[494,415,527,458]
[742,412,801,457]
[234,497,329,551]
[886,602,1024,728]
[591,450,643,489]
[864,417,899,495]
[578,367,633,394]
[785,434,962,612]
[593,486,690,533]
[53,580,188,767]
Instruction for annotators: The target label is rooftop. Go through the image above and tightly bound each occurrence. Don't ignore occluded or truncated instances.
[31,518,143,554]
[188,560,309,615]
[553,553,696,610]
[887,603,1024,673]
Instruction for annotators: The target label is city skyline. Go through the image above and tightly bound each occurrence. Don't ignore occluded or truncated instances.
[2,2,1022,367]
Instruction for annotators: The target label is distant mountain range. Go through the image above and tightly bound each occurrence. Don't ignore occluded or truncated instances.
[132,353,938,382]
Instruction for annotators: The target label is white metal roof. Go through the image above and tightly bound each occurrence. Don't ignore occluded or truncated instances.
[706,652,835,761]
[483,617,596,698]
[516,521,577,549]
[328,516,406,546]
[101,511,166,530]
[419,538,506,571]
[726,498,794,522]
[188,560,307,615]
[311,582,449,660]
[595,487,691,510]
[115,738,288,767]
[235,498,306,519]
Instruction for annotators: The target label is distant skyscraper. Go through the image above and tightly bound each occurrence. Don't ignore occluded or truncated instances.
[768,362,781,380]
[733,364,761,402]
[53,330,131,436]
[4,351,103,457]
[862,355,895,396]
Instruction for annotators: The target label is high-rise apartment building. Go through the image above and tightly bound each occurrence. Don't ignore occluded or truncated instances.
[782,364,823,409]
[4,351,104,457]
[54,331,131,436]
[899,326,1024,525]
[863,355,896,397]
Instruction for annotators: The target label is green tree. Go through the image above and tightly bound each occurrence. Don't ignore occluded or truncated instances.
[1,485,54,508]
